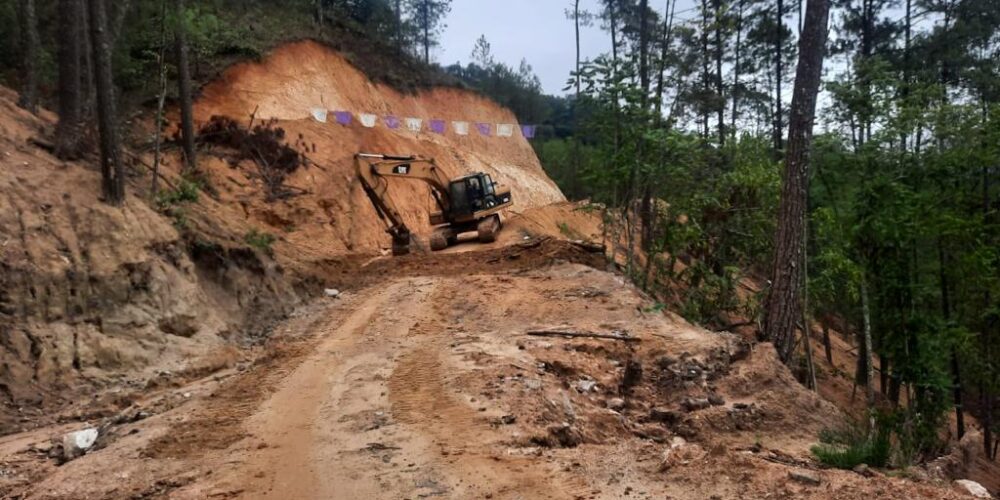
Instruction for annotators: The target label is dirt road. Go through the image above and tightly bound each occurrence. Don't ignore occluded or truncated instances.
[2,256,977,500]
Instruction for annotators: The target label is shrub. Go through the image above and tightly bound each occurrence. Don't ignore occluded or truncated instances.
[244,228,276,255]
[156,178,201,208]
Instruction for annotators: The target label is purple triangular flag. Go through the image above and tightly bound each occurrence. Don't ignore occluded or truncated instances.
[385,115,400,129]
[521,125,537,139]
[429,119,446,134]
[334,111,352,125]
[475,123,492,136]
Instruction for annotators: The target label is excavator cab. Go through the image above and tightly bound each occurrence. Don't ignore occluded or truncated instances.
[355,153,513,255]
[448,173,511,217]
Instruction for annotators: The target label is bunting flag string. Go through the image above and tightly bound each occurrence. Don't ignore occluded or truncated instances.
[312,108,539,139]
[359,113,378,128]
[334,111,352,126]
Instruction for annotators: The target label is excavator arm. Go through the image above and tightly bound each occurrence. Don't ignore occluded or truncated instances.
[354,153,454,255]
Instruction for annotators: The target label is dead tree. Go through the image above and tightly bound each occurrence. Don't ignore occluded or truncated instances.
[87,0,125,205]
[763,0,829,364]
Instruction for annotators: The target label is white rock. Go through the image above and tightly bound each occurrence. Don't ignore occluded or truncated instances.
[62,428,99,460]
[576,380,597,393]
[954,479,992,498]
[324,288,341,298]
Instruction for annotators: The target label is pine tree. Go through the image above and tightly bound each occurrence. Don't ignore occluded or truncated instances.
[175,0,198,174]
[87,0,125,205]
[765,0,829,363]
[55,0,83,159]
[15,0,39,113]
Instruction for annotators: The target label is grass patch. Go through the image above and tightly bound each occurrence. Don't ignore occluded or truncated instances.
[811,421,891,469]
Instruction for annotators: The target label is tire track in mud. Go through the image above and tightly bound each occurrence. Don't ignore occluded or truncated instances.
[200,278,438,499]
[385,283,594,500]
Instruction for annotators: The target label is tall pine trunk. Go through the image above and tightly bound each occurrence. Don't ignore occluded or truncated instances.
[572,0,582,199]
[713,0,725,146]
[55,0,83,159]
[423,4,430,64]
[87,0,125,205]
[730,0,743,141]
[175,0,198,174]
[764,0,829,364]
[773,0,784,156]
[16,0,40,113]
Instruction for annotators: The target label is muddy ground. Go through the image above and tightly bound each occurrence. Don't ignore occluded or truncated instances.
[0,244,981,499]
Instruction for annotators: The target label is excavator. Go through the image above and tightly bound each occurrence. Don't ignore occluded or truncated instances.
[355,153,513,255]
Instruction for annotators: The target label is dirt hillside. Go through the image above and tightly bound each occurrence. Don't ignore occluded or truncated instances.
[191,40,564,256]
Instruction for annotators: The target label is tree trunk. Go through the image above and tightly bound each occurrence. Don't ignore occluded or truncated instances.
[423,3,430,64]
[938,238,965,438]
[16,0,40,113]
[175,0,198,174]
[713,0,725,146]
[151,0,169,198]
[55,0,83,159]
[80,0,94,119]
[773,0,784,156]
[861,277,875,409]
[822,324,833,364]
[572,0,582,199]
[639,0,650,105]
[730,0,743,140]
[763,0,829,364]
[395,0,402,50]
[700,0,711,140]
[87,0,125,205]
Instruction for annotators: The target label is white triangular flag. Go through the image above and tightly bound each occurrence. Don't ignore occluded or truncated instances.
[497,124,514,137]
[311,108,328,123]
[359,113,378,128]
[405,117,423,131]
[453,121,469,136]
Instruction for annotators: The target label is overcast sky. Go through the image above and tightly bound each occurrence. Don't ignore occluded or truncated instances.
[437,0,703,96]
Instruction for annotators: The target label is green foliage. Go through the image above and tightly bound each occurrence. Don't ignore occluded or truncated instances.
[811,417,892,469]
[244,228,277,255]
[155,178,200,208]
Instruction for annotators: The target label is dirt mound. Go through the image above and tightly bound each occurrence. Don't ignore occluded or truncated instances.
[189,40,564,255]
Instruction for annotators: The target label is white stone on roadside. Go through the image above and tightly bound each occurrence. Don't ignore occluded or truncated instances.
[62,428,99,460]
[954,479,991,498]
[576,379,597,393]
[324,288,341,298]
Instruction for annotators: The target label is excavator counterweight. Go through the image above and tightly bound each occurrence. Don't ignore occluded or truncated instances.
[355,153,513,255]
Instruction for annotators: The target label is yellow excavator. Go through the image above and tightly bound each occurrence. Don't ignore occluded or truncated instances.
[355,153,513,255]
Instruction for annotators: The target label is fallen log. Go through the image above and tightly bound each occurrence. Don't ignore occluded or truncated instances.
[525,330,640,342]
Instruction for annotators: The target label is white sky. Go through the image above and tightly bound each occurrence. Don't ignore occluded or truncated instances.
[437,0,704,95]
